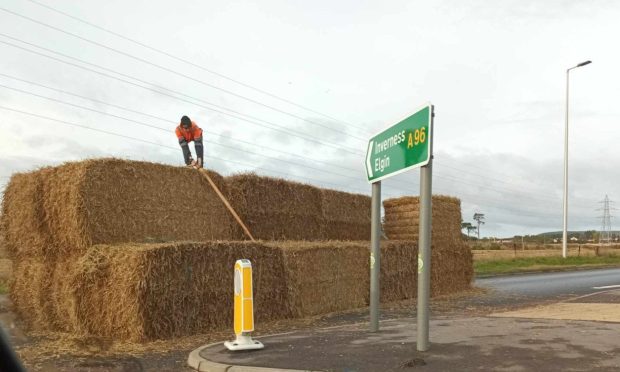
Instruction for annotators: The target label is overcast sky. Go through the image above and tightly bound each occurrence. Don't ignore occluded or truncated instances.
[0,0,618,238]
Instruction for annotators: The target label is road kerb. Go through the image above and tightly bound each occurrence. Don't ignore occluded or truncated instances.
[188,343,231,372]
[187,342,320,372]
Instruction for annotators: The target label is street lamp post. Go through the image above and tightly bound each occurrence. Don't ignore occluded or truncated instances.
[563,60,591,258]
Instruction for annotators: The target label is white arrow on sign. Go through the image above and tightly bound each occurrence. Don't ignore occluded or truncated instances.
[366,141,374,178]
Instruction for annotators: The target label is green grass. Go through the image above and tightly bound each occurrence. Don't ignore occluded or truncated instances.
[0,280,7,295]
[475,255,620,276]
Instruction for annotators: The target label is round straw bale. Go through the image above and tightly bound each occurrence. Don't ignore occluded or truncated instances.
[383,196,419,208]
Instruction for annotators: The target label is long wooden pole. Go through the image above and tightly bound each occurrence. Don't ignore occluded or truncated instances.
[198,169,255,242]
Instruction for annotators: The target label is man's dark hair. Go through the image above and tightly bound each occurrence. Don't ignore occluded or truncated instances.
[181,115,191,128]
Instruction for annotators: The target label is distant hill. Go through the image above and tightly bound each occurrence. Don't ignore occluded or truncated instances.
[494,230,620,242]
[536,231,589,236]
[536,231,620,238]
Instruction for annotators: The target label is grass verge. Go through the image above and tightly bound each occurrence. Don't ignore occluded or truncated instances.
[475,255,620,276]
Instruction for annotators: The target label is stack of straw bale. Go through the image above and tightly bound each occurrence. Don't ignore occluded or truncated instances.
[1,159,234,334]
[66,242,290,340]
[383,195,463,244]
[1,159,472,341]
[1,159,234,260]
[7,240,471,341]
[382,195,473,297]
[1,160,371,256]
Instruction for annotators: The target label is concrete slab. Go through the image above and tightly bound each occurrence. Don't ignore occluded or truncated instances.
[492,289,620,322]
[189,317,620,372]
[492,303,620,322]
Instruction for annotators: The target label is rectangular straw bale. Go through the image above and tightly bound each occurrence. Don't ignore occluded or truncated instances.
[226,174,323,240]
[9,257,53,329]
[0,170,51,258]
[9,259,35,323]
[320,189,371,240]
[430,239,474,295]
[79,159,234,247]
[9,253,81,331]
[45,253,83,332]
[64,242,290,341]
[381,239,473,299]
[42,162,89,256]
[380,241,417,302]
[270,241,369,316]
[2,159,236,259]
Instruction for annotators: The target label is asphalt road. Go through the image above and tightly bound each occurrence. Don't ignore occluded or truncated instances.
[476,267,620,299]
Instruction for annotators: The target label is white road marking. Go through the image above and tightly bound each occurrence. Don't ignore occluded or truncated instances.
[592,284,620,290]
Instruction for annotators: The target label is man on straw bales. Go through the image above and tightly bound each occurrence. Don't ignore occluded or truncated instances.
[175,115,204,169]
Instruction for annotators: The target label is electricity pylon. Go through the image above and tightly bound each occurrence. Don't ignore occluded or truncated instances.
[597,195,614,244]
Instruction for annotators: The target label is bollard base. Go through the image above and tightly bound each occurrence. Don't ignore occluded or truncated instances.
[224,334,264,351]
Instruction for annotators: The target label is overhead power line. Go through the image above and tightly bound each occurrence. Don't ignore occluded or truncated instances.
[0,18,590,207]
[21,0,600,211]
[0,72,363,175]
[24,0,371,134]
[0,76,586,210]
[0,32,573,204]
[432,171,594,209]
[0,84,369,183]
[0,80,577,209]
[2,3,598,206]
[0,5,368,141]
[0,105,386,195]
[0,36,363,155]
[0,98,582,219]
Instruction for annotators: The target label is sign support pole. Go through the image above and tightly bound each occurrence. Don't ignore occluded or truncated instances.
[369,180,381,332]
[417,106,434,351]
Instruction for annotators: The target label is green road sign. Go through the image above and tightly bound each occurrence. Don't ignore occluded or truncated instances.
[365,104,432,183]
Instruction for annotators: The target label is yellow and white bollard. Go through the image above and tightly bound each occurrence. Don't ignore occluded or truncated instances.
[224,259,264,351]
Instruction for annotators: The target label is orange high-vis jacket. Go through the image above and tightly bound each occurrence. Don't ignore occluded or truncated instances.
[175,121,203,142]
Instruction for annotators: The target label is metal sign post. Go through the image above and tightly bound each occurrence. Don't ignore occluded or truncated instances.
[417,106,433,351]
[369,181,381,332]
[365,104,433,338]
